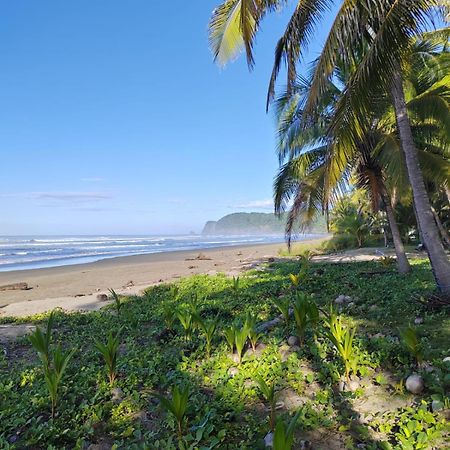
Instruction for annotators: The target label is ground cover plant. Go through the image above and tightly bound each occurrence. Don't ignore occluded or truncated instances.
[0,257,449,448]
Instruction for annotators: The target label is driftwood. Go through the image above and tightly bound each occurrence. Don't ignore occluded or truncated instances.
[0,282,29,291]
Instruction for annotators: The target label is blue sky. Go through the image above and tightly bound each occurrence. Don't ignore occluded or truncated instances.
[0,1,330,235]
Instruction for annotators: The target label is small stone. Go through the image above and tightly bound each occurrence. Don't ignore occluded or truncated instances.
[414,317,423,325]
[347,302,355,308]
[264,432,274,448]
[244,379,255,389]
[335,295,345,304]
[405,374,424,394]
[431,399,444,412]
[287,336,299,346]
[344,296,352,302]
[228,367,239,377]
[347,379,360,392]
[97,293,108,302]
[371,333,385,339]
[111,387,123,404]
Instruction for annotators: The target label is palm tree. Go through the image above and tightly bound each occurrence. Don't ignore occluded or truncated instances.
[273,35,450,274]
[209,0,450,292]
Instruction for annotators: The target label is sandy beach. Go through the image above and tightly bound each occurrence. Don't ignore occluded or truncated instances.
[0,239,325,318]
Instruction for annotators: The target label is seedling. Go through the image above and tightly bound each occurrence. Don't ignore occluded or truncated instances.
[273,297,290,325]
[162,303,177,331]
[245,313,261,352]
[177,309,194,341]
[198,317,217,356]
[324,309,358,385]
[234,324,248,364]
[232,276,240,295]
[255,375,277,430]
[44,345,75,419]
[156,385,189,442]
[273,409,301,450]
[94,328,122,385]
[289,273,300,288]
[109,288,122,315]
[292,293,318,343]
[399,325,423,366]
[29,311,55,366]
[224,326,235,352]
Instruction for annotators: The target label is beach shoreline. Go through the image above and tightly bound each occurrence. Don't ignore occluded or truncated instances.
[0,237,327,318]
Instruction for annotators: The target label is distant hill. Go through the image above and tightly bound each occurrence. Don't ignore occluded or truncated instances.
[202,212,327,235]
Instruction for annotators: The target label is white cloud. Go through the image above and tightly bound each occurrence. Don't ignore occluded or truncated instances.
[233,199,274,210]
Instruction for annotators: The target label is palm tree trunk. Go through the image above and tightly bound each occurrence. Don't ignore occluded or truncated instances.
[380,185,411,274]
[432,207,450,249]
[391,71,450,293]
[445,186,450,207]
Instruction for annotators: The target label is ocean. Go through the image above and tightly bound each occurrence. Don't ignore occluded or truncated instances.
[0,234,322,272]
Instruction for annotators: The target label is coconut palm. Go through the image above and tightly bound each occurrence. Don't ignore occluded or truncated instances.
[209,0,450,292]
[273,37,450,274]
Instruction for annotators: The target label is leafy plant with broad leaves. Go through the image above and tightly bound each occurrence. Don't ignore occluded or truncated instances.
[324,308,358,385]
[94,327,122,385]
[156,385,189,442]
[273,409,302,450]
[273,297,290,325]
[255,375,277,431]
[399,325,423,366]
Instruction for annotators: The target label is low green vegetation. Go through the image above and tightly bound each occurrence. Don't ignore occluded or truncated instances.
[1,258,449,448]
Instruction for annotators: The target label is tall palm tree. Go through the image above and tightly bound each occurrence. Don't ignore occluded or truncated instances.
[209,0,450,292]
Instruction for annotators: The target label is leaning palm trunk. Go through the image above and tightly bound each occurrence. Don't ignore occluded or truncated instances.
[432,207,450,250]
[380,185,411,274]
[391,71,450,293]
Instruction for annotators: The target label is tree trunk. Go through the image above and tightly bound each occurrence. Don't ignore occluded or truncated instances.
[432,207,450,249]
[445,186,450,207]
[380,185,411,274]
[391,71,450,293]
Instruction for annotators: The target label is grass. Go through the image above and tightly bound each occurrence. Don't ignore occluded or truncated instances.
[0,257,449,448]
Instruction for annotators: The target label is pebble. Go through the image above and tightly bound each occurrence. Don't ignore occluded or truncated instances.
[264,432,274,447]
[334,295,345,304]
[347,302,355,308]
[111,387,123,404]
[431,399,444,412]
[97,293,108,302]
[405,374,424,394]
[228,367,239,377]
[287,336,299,346]
[414,317,423,325]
